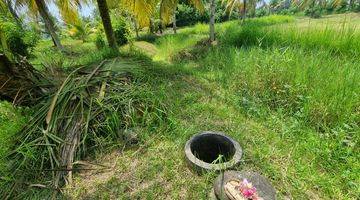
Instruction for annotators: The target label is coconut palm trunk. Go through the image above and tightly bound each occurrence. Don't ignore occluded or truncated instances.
[34,0,64,51]
[5,0,22,26]
[209,0,215,41]
[243,0,247,21]
[132,18,139,38]
[159,10,164,34]
[96,0,117,50]
[172,11,177,34]
[149,18,155,34]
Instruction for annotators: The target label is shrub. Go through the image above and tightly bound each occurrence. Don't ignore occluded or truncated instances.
[136,34,160,43]
[0,22,29,56]
[95,33,105,49]
[335,0,349,13]
[304,6,322,18]
[255,8,269,17]
[67,22,92,42]
[176,3,208,27]
[353,3,360,12]
[22,30,40,55]
[113,17,131,46]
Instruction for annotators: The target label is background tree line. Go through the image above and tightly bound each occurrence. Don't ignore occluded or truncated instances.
[1,0,360,58]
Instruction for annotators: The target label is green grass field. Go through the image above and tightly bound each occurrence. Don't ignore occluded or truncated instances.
[1,13,359,199]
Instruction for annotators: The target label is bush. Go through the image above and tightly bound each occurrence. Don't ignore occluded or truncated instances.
[255,8,269,17]
[304,6,322,18]
[113,17,131,46]
[355,4,360,12]
[335,0,349,13]
[0,21,36,57]
[176,1,231,27]
[67,22,92,42]
[22,30,40,55]
[95,33,105,49]
[136,34,160,43]
[176,3,208,27]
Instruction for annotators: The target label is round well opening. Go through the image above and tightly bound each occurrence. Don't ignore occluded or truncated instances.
[190,133,236,164]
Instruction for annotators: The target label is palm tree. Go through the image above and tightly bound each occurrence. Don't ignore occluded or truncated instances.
[159,0,204,34]
[15,0,64,50]
[209,0,216,41]
[56,0,83,26]
[118,0,158,29]
[172,10,176,33]
[67,21,93,42]
[1,0,22,26]
[96,0,117,49]
[117,0,203,34]
[223,0,259,21]
[14,0,87,50]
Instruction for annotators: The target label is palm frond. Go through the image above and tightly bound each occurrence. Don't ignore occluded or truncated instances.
[119,0,158,27]
[3,58,166,197]
[0,0,6,13]
[188,0,204,13]
[160,0,177,25]
[14,0,38,18]
[57,0,81,25]
[223,0,244,15]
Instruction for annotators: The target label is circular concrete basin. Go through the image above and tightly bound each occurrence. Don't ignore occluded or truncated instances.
[185,131,242,173]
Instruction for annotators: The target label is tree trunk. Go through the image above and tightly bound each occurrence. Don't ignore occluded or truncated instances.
[243,0,247,22]
[172,11,177,34]
[149,18,155,34]
[5,0,22,26]
[132,18,139,38]
[159,11,164,34]
[34,0,64,51]
[96,0,117,50]
[209,0,215,42]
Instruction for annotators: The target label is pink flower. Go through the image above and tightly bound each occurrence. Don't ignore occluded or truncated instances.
[234,179,260,199]
[241,187,257,198]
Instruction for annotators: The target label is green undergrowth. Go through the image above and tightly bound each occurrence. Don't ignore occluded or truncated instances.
[93,14,358,199]
[187,46,359,198]
[67,53,359,199]
[2,13,359,199]
[0,101,29,182]
[198,46,360,131]
[220,16,360,57]
[30,39,119,69]
[150,15,295,62]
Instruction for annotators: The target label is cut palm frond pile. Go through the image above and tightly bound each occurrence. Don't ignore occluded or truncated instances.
[0,54,51,104]
[1,57,166,198]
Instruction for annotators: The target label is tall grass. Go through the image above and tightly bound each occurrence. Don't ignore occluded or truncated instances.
[153,33,206,61]
[161,15,359,198]
[214,15,360,130]
[0,102,28,169]
[122,15,359,198]
[150,15,295,62]
[220,16,360,57]
[31,40,119,69]
[145,15,360,130]
[199,46,360,130]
